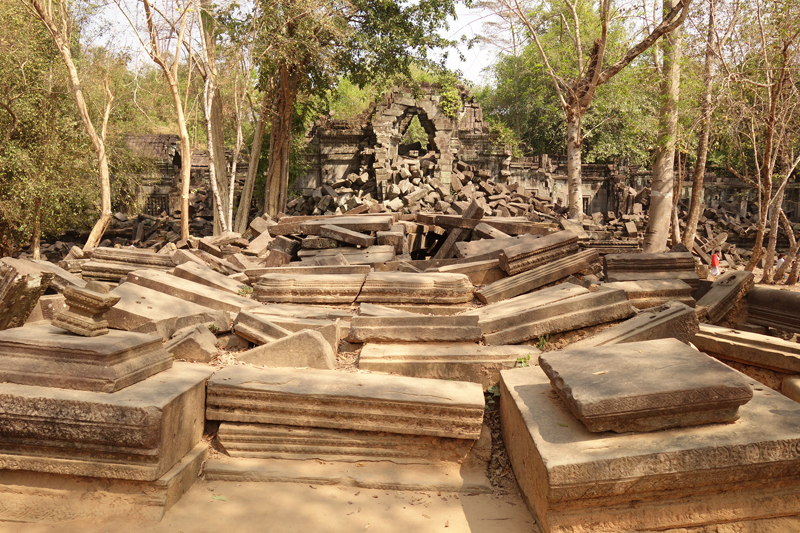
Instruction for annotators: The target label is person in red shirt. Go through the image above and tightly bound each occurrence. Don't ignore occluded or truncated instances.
[710,252,720,276]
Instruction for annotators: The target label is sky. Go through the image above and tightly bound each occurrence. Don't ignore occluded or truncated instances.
[441,4,502,87]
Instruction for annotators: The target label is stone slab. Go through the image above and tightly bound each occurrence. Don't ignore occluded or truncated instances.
[0,260,53,330]
[233,311,292,344]
[245,313,342,352]
[164,324,219,363]
[500,365,800,533]
[478,287,636,345]
[236,330,335,369]
[539,339,753,433]
[747,286,800,334]
[498,230,579,275]
[216,422,484,464]
[202,456,492,494]
[319,224,376,247]
[245,264,370,284]
[0,442,207,523]
[431,259,506,286]
[0,362,212,481]
[0,324,172,392]
[299,245,395,265]
[347,315,481,343]
[356,272,474,304]
[29,258,88,291]
[254,273,366,304]
[172,261,249,294]
[603,278,695,309]
[358,303,422,317]
[359,343,538,389]
[107,282,230,340]
[693,323,800,374]
[569,301,699,349]
[477,250,599,304]
[463,284,588,329]
[299,216,393,235]
[125,269,258,315]
[206,365,485,439]
[696,270,754,324]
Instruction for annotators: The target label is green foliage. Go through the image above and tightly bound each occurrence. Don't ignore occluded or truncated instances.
[238,285,254,296]
[537,334,550,351]
[515,354,531,368]
[401,116,429,149]
[485,384,501,407]
[487,119,522,157]
[208,324,219,334]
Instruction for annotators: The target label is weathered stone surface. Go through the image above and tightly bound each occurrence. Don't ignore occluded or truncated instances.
[358,303,422,317]
[0,363,212,481]
[299,216,393,235]
[359,343,538,389]
[477,250,598,304]
[216,422,477,463]
[207,365,485,439]
[434,200,484,259]
[539,339,753,433]
[51,282,120,337]
[25,293,67,323]
[236,330,335,369]
[431,259,506,286]
[783,376,800,404]
[172,261,249,294]
[356,272,474,304]
[569,301,699,348]
[163,324,219,363]
[125,269,258,314]
[603,251,699,289]
[82,247,174,282]
[464,284,588,328]
[480,287,636,345]
[29,258,87,291]
[348,315,481,343]
[246,312,342,352]
[693,323,800,374]
[0,324,172,392]
[318,224,376,247]
[0,260,53,330]
[253,305,351,320]
[498,230,579,276]
[696,270,754,324]
[455,234,539,261]
[254,273,366,304]
[0,442,207,522]
[746,286,800,334]
[107,282,230,340]
[301,235,339,249]
[500,365,800,533]
[245,264,370,284]
[233,311,291,345]
[603,279,695,309]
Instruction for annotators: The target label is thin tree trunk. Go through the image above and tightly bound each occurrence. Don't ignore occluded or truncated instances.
[565,108,583,220]
[228,86,243,230]
[203,78,229,232]
[31,197,42,260]
[774,210,798,282]
[234,94,268,233]
[670,151,682,245]
[167,83,193,240]
[683,0,715,249]
[264,63,299,217]
[645,0,682,252]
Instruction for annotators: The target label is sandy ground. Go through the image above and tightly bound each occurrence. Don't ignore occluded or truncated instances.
[6,480,539,533]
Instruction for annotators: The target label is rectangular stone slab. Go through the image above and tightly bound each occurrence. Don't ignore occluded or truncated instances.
[245,264,370,284]
[479,288,636,345]
[0,363,212,481]
[107,282,230,340]
[464,283,588,330]
[540,338,753,433]
[359,343,538,390]
[498,230,578,275]
[356,272,474,304]
[172,261,249,294]
[318,224,376,247]
[500,365,800,533]
[216,422,476,463]
[696,270,754,324]
[693,323,800,374]
[477,250,598,304]
[746,286,800,334]
[206,365,485,439]
[299,216,393,235]
[0,260,53,330]
[603,279,695,309]
[125,269,259,314]
[0,324,172,392]
[254,273,366,304]
[569,300,699,349]
[348,315,481,343]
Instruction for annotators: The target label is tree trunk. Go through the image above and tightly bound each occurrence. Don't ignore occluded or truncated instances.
[203,78,229,233]
[565,107,583,220]
[644,0,682,253]
[683,0,715,249]
[774,210,798,282]
[670,152,682,246]
[167,83,193,240]
[31,197,41,260]
[263,64,299,217]
[209,86,228,234]
[234,94,268,234]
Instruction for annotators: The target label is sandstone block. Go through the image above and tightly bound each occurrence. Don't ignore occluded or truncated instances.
[356,272,474,304]
[348,315,481,343]
[207,365,485,439]
[164,324,219,363]
[236,330,335,369]
[253,273,366,304]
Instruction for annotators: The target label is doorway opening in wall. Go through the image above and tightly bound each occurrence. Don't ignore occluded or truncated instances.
[583,196,590,214]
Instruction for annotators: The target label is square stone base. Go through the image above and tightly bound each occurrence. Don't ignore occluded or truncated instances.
[0,442,207,523]
[500,366,800,533]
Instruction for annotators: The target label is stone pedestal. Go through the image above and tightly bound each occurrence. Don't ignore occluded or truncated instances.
[0,362,213,481]
[500,365,800,532]
[51,282,120,336]
[0,324,172,392]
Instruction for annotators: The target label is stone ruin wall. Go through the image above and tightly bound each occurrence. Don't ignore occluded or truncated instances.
[296,86,800,221]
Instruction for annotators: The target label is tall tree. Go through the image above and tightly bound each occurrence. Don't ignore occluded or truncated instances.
[489,0,692,220]
[22,0,115,251]
[644,0,684,252]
